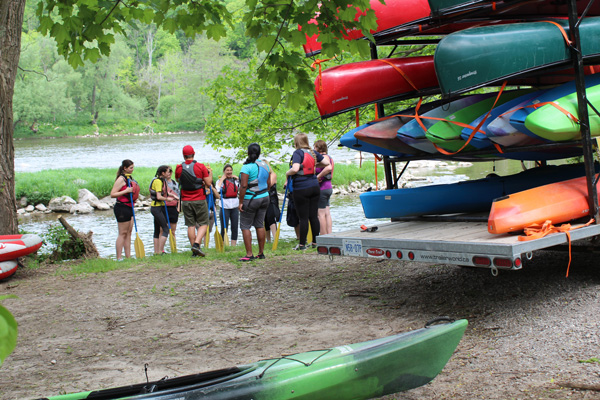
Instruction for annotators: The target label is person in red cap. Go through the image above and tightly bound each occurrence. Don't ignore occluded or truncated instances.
[175,145,213,257]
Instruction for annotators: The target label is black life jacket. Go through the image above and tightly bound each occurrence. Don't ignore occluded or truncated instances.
[179,161,205,191]
[149,177,167,202]
[323,155,334,181]
[247,160,270,197]
[223,178,239,198]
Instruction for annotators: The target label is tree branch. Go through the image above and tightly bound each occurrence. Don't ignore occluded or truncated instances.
[17,66,51,81]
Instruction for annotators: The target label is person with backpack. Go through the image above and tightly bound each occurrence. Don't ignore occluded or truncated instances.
[216,164,240,246]
[110,159,140,260]
[237,143,275,261]
[314,140,334,235]
[163,166,180,246]
[175,145,212,257]
[285,133,330,250]
[149,165,178,255]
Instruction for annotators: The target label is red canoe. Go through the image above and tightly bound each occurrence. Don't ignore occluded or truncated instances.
[314,56,438,118]
[301,0,430,57]
[0,234,43,262]
[488,176,599,234]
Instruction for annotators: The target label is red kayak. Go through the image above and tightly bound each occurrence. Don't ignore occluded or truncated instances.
[488,176,599,234]
[0,234,43,262]
[301,0,430,57]
[314,56,437,118]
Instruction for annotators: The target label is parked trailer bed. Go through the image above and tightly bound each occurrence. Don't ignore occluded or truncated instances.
[316,219,600,273]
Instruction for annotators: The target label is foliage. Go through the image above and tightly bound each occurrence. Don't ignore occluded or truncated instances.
[0,295,18,367]
[43,223,86,261]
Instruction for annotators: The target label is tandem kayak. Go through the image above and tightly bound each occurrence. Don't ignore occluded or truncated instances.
[0,234,43,262]
[38,318,468,400]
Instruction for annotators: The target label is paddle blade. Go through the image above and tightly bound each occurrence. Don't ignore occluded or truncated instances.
[134,233,145,258]
[223,229,229,247]
[214,228,224,253]
[204,226,210,248]
[169,230,177,253]
[307,222,313,244]
[272,222,282,251]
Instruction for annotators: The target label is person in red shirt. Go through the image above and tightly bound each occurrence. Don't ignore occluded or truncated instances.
[175,145,212,257]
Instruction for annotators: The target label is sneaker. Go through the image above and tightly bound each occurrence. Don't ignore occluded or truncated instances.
[238,255,255,262]
[257,254,266,259]
[293,244,307,251]
[192,243,205,257]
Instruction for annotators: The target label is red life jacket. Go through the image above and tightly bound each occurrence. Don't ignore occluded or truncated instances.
[296,149,316,176]
[223,178,239,198]
[117,176,140,206]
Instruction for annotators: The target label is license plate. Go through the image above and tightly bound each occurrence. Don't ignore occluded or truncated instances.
[342,239,363,256]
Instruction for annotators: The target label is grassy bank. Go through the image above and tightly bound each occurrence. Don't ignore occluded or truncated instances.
[15,162,384,205]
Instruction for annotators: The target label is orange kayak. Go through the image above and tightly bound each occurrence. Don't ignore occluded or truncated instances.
[488,176,600,234]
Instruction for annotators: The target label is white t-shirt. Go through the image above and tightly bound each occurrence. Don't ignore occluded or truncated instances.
[216,178,240,209]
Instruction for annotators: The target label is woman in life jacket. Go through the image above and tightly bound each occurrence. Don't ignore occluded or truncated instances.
[264,170,280,243]
[110,159,140,260]
[150,165,178,255]
[238,143,275,261]
[216,164,240,246]
[285,133,330,250]
[314,140,334,235]
[163,166,180,247]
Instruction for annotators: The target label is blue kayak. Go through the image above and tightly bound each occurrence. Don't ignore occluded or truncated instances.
[360,163,597,218]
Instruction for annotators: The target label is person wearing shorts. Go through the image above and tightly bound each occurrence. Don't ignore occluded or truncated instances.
[314,139,334,235]
[110,159,140,260]
[237,143,275,261]
[175,145,212,257]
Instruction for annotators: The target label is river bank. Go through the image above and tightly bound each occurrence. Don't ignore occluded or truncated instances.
[2,249,600,399]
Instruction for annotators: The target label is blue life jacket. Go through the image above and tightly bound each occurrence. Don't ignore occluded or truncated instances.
[247,159,270,197]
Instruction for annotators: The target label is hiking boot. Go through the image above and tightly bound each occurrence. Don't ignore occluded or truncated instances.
[192,243,205,257]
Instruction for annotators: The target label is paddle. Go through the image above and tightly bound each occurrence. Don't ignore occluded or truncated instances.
[211,192,224,252]
[307,222,313,245]
[163,202,177,253]
[128,179,145,259]
[272,181,288,251]
[219,187,229,247]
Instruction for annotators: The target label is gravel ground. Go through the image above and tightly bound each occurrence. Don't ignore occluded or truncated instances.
[1,248,600,399]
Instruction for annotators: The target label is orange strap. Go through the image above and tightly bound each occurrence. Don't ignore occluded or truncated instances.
[518,218,594,277]
[311,57,334,93]
[376,59,419,91]
[541,20,573,46]
[526,101,579,123]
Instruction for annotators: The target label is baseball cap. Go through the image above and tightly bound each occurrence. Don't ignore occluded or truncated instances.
[182,145,195,156]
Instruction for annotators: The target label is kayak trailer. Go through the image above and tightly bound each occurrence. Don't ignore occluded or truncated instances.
[316,218,600,275]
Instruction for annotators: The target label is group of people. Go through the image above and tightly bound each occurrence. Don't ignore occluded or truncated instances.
[109,134,333,261]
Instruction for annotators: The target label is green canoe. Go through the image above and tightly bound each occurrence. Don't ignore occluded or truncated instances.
[38,319,467,400]
[524,82,600,142]
[425,90,525,152]
[434,18,600,96]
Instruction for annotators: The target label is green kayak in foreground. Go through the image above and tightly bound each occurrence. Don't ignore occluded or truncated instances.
[38,318,467,400]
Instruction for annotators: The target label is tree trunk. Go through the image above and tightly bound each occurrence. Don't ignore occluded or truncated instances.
[0,0,26,235]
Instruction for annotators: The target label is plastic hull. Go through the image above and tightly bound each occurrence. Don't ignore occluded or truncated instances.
[42,319,468,400]
[314,56,438,118]
[488,176,600,234]
[0,260,18,280]
[434,18,600,96]
[361,164,596,219]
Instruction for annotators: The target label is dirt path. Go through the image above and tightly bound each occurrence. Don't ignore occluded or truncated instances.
[2,250,600,399]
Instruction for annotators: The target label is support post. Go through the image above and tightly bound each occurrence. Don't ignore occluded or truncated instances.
[567,0,600,223]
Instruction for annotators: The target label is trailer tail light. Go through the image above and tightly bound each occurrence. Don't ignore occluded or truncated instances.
[514,258,522,268]
[494,258,513,268]
[396,251,403,259]
[473,256,491,267]
[317,246,329,255]
[385,250,391,258]
[328,247,342,256]
[408,252,415,260]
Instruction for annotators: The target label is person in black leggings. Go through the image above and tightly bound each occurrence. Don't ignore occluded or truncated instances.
[150,165,178,255]
[285,133,330,250]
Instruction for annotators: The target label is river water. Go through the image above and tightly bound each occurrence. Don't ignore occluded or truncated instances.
[15,132,532,258]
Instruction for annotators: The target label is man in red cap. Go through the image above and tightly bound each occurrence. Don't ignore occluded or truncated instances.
[175,145,213,257]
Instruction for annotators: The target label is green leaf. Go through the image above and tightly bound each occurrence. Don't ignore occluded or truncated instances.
[84,47,101,63]
[0,295,18,367]
[67,52,84,68]
[265,89,281,109]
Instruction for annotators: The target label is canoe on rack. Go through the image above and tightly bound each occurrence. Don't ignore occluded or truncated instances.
[40,319,468,400]
[434,18,600,96]
[314,56,438,118]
